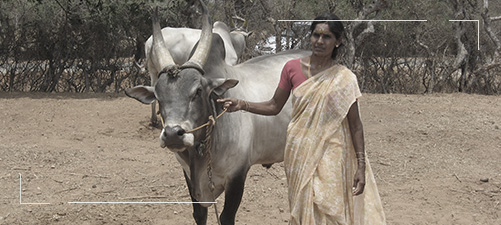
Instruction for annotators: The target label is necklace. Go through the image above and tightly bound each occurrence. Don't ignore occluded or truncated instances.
[308,57,333,78]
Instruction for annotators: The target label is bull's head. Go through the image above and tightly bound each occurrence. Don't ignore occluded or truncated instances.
[126,0,238,152]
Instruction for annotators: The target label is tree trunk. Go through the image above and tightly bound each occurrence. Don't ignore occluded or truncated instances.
[472,0,501,77]
[275,27,282,53]
[481,0,500,58]
[342,0,387,69]
[449,0,470,92]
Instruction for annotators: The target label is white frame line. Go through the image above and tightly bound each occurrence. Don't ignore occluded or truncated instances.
[449,19,480,50]
[278,19,480,51]
[68,201,217,204]
[19,173,216,205]
[277,20,428,22]
[16,19,481,207]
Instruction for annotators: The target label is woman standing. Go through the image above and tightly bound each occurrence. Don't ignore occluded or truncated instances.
[218,13,386,225]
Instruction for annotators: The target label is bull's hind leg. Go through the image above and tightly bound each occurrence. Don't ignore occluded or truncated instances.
[150,102,161,128]
[149,70,161,128]
[184,171,208,225]
[219,169,248,225]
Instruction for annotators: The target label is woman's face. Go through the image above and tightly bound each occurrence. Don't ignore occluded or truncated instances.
[310,23,341,58]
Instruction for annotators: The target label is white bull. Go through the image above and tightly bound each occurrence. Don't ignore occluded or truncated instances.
[126,2,309,224]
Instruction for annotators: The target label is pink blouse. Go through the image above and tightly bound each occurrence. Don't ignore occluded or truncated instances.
[278,58,308,92]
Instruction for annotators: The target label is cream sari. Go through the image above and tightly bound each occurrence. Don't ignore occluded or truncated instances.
[284,64,386,225]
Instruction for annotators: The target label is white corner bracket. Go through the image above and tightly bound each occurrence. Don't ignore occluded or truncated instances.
[19,173,50,205]
[448,20,480,50]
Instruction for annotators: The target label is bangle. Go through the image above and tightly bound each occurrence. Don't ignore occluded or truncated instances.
[356,152,366,164]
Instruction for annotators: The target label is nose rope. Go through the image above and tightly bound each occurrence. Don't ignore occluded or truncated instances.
[157,107,227,133]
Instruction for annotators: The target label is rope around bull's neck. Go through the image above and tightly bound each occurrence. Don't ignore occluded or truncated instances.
[157,101,225,225]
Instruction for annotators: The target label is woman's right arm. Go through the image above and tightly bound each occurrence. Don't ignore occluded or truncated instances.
[217,87,290,116]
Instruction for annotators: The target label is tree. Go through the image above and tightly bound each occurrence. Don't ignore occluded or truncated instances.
[341,0,388,69]
[0,0,499,94]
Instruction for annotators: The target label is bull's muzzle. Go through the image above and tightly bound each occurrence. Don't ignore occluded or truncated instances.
[160,125,194,151]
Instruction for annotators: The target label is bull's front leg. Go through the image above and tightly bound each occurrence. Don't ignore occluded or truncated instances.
[219,168,248,225]
[183,171,208,225]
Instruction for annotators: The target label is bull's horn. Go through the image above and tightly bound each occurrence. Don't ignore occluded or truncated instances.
[183,0,212,73]
[151,7,175,72]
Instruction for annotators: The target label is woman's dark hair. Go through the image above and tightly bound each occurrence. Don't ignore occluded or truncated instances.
[310,13,345,59]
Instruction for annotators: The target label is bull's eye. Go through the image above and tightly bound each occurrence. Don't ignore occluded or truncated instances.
[192,88,202,101]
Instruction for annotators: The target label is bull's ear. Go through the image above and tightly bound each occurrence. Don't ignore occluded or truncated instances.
[209,78,239,96]
[125,85,157,104]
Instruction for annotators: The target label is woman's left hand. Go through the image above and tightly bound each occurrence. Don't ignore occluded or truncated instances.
[217,98,244,112]
[353,167,366,195]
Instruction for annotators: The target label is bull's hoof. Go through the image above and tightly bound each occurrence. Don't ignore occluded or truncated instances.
[262,163,273,169]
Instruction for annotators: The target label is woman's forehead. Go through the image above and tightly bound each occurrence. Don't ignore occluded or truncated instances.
[313,23,333,35]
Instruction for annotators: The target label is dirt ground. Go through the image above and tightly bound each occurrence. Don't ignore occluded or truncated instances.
[0,92,500,225]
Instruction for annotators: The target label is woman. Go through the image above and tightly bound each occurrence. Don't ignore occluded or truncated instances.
[218,13,386,225]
